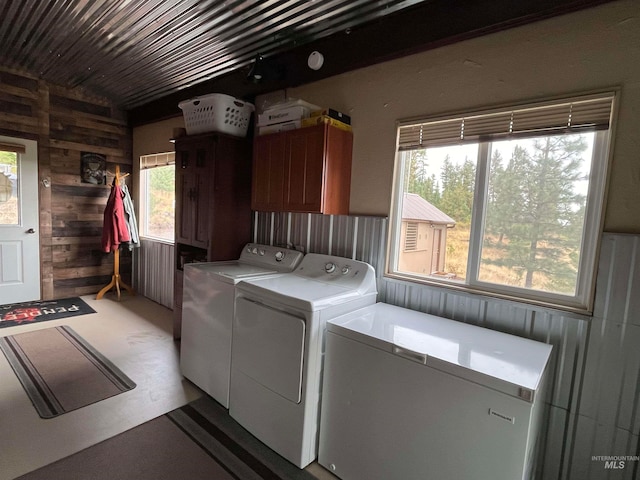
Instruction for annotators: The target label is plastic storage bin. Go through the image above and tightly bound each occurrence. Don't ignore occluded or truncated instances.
[179,93,254,137]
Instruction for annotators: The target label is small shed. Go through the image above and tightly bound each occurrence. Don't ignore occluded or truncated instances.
[398,193,456,276]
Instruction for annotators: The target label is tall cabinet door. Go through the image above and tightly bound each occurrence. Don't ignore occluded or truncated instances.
[175,148,194,245]
[251,133,286,211]
[175,139,213,249]
[284,126,325,212]
[193,146,212,247]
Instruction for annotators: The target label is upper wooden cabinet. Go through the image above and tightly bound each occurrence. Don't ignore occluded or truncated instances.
[251,124,353,214]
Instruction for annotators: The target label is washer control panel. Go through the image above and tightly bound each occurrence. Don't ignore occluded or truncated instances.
[239,243,304,271]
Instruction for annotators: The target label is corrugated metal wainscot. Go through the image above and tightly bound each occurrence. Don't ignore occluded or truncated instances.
[254,211,640,480]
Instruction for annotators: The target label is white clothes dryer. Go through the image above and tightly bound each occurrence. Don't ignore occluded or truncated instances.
[180,243,303,408]
[229,253,377,468]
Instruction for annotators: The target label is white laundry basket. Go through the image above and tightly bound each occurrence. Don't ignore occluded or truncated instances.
[178,93,254,137]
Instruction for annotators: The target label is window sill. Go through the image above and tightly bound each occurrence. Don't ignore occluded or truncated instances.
[140,236,175,247]
[383,271,593,320]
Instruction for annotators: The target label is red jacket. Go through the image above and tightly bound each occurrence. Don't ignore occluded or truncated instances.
[102,184,130,253]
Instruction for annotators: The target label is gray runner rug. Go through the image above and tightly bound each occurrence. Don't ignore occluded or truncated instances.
[17,396,318,480]
[0,325,136,418]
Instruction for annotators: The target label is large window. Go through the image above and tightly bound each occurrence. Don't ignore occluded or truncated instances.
[139,152,175,242]
[388,92,616,312]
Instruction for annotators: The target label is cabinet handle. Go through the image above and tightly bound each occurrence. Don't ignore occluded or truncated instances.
[196,149,206,168]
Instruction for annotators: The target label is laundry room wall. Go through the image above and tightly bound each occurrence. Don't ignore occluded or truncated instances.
[131,117,184,307]
[128,3,640,476]
[254,212,639,480]
[256,7,640,475]
[285,0,640,235]
[0,66,132,300]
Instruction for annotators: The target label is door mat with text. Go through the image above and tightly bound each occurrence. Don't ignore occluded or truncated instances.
[0,297,96,329]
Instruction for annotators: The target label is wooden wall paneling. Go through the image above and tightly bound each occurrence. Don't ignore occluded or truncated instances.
[46,83,131,300]
[53,276,114,298]
[37,79,53,299]
[1,66,132,300]
[0,69,40,140]
[52,243,106,266]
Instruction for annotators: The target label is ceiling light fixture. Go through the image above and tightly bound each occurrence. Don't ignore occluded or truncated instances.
[247,53,266,83]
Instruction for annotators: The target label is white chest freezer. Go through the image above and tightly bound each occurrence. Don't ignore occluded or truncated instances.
[318,302,552,480]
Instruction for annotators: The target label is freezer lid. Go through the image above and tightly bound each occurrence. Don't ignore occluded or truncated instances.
[328,303,553,397]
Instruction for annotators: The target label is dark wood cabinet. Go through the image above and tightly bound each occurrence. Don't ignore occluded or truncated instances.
[173,133,252,339]
[175,140,211,248]
[251,124,353,214]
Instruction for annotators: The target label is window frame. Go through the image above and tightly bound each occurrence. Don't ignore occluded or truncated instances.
[386,91,617,314]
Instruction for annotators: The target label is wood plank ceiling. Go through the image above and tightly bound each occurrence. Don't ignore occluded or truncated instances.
[0,0,614,123]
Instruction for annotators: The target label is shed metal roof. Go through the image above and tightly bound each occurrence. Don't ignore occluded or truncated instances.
[402,193,456,225]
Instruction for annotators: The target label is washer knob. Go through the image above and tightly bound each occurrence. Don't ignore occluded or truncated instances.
[275,251,285,262]
[325,262,336,273]
[341,265,350,275]
[251,247,258,254]
[259,249,265,256]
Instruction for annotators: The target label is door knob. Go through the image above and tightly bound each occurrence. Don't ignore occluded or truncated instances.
[26,228,36,234]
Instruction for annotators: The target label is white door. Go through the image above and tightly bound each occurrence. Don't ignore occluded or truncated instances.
[0,136,40,304]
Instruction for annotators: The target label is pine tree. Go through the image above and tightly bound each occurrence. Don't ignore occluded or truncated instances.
[424,173,441,207]
[405,150,441,206]
[405,150,427,198]
[486,147,528,244]
[483,135,588,293]
[439,155,475,225]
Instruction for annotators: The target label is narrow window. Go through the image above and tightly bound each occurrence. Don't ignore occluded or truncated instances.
[139,152,175,242]
[0,149,18,224]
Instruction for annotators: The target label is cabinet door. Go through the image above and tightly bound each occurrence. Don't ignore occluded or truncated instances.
[284,126,325,213]
[192,146,211,248]
[252,133,286,211]
[175,140,211,249]
[175,149,195,245]
[251,124,352,214]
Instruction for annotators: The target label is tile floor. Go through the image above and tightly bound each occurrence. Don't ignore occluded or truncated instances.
[0,294,336,480]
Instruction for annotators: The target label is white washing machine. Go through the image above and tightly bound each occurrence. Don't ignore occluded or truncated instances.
[180,243,303,408]
[318,302,553,480]
[229,253,377,468]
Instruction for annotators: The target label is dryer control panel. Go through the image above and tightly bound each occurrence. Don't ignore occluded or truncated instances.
[294,253,377,295]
